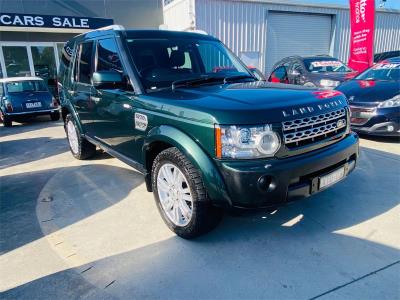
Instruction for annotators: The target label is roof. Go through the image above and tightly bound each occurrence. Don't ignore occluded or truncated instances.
[125,29,217,40]
[72,26,217,42]
[0,76,44,83]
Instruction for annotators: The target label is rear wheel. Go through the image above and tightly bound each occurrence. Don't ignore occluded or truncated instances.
[50,112,60,121]
[152,147,222,239]
[65,114,96,160]
[1,112,12,127]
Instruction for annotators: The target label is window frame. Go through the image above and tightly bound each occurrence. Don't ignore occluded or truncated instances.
[95,37,124,74]
[72,40,95,85]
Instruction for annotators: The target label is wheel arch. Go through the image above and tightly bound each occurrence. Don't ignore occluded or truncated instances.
[143,125,231,207]
[62,104,84,134]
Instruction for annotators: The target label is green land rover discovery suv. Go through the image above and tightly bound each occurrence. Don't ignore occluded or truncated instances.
[59,25,359,238]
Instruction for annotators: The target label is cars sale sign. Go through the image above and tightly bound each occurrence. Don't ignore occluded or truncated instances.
[348,0,375,73]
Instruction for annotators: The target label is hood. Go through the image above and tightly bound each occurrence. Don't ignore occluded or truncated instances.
[140,81,348,125]
[308,71,358,83]
[336,80,399,104]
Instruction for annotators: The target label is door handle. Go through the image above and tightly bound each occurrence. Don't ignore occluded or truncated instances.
[91,96,101,103]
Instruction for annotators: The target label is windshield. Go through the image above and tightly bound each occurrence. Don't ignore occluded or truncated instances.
[125,38,251,91]
[304,58,352,73]
[6,80,48,93]
[356,62,400,81]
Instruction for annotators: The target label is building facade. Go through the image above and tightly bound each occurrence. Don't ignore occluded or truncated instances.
[0,0,163,81]
[163,0,400,74]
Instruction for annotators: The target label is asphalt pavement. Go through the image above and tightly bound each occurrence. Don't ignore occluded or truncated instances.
[1,117,399,299]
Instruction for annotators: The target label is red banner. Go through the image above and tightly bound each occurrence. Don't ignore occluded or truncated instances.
[348,0,375,73]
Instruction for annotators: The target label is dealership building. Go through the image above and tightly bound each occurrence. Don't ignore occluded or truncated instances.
[164,0,400,73]
[0,0,399,82]
[0,0,162,81]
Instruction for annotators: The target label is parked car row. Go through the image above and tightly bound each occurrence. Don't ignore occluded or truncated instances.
[248,51,399,137]
[1,37,398,138]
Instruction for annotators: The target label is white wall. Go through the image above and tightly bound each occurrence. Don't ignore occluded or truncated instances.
[163,0,400,74]
[163,0,195,31]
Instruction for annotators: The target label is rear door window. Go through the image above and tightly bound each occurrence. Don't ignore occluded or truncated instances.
[73,41,94,84]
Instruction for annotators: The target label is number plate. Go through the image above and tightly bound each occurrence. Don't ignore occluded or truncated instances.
[26,102,42,109]
[319,167,345,189]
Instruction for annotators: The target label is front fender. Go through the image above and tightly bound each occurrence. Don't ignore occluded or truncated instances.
[144,125,231,207]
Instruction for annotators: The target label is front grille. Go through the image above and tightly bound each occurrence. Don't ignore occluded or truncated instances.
[282,108,347,149]
[350,106,376,126]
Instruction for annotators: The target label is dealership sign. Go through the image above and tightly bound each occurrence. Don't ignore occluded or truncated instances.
[0,13,113,29]
[348,0,375,73]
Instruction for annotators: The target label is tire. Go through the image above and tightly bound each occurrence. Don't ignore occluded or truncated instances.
[152,147,223,239]
[1,112,12,127]
[65,114,96,160]
[50,112,60,121]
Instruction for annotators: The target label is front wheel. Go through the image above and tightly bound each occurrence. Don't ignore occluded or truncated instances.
[65,114,96,160]
[152,147,222,239]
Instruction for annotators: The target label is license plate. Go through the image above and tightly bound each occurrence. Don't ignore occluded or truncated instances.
[319,167,345,189]
[26,102,42,109]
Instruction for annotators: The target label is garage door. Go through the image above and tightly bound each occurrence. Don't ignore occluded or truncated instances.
[265,12,332,74]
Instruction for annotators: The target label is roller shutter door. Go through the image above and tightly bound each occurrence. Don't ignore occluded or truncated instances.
[265,12,332,74]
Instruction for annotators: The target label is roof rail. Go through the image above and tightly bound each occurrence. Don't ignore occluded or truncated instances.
[97,24,125,31]
[186,29,208,35]
[76,24,125,37]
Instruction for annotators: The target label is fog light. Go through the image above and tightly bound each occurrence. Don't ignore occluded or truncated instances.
[387,125,394,132]
[258,175,275,192]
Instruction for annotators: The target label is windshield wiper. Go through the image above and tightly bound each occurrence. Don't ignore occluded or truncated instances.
[223,74,256,84]
[172,76,224,90]
[172,74,256,91]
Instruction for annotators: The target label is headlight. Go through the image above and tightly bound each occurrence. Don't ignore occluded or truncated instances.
[378,95,400,108]
[320,79,340,88]
[215,124,280,159]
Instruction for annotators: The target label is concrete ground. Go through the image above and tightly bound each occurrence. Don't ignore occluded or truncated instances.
[1,117,399,299]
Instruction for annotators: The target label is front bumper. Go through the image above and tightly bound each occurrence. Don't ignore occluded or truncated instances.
[216,133,359,208]
[350,106,400,136]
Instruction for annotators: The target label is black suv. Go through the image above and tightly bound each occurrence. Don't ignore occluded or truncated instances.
[58,26,359,238]
[268,55,358,89]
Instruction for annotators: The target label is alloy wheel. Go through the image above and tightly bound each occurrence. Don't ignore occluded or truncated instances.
[157,163,193,226]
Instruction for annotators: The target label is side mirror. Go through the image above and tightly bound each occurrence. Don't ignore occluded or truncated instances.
[289,69,301,77]
[92,71,125,89]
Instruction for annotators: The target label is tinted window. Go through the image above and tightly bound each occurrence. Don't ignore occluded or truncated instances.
[269,66,288,83]
[356,62,400,81]
[6,80,48,93]
[58,41,74,85]
[75,42,94,84]
[0,84,3,96]
[96,38,123,73]
[292,62,303,73]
